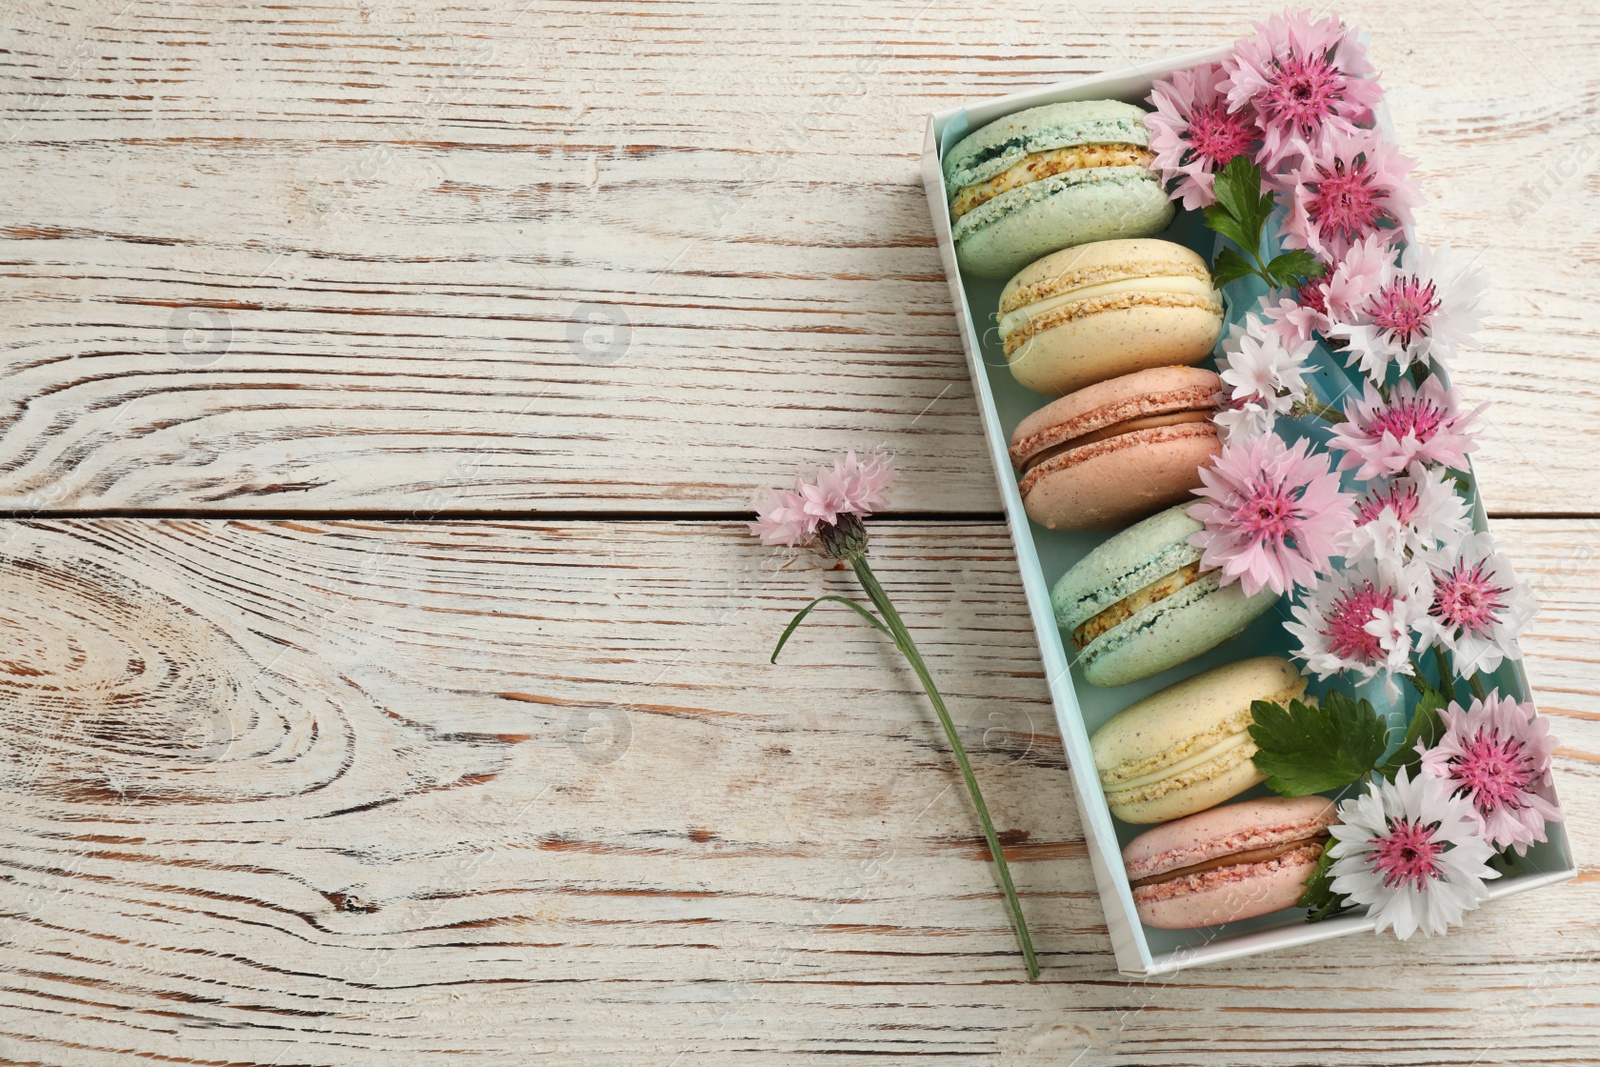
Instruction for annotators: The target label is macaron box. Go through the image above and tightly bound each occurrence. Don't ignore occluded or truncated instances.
[920,46,1576,977]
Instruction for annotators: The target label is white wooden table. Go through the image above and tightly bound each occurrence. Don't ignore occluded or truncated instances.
[1,2,1597,1063]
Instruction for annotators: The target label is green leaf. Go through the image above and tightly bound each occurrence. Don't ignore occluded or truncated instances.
[1209,156,1248,223]
[1375,688,1448,781]
[1264,248,1327,289]
[1252,184,1278,234]
[1210,247,1258,288]
[1204,156,1276,260]
[771,594,888,663]
[1208,156,1257,228]
[1201,203,1255,252]
[1297,847,1356,922]
[1249,691,1389,797]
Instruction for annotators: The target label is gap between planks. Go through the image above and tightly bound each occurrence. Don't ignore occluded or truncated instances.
[0,509,1594,522]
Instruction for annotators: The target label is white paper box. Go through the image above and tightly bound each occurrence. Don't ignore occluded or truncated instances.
[921,47,1577,977]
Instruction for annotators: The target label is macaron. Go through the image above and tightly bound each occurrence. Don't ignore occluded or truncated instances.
[1009,366,1222,531]
[1053,503,1278,688]
[943,101,1176,279]
[998,239,1224,396]
[1122,796,1339,929]
[1091,656,1309,824]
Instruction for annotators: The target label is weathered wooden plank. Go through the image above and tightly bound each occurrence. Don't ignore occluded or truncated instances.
[0,517,1594,1063]
[0,1,1596,514]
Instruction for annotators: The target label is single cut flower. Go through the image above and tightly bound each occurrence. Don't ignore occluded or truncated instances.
[750,450,896,552]
[1327,376,1484,481]
[1328,767,1498,940]
[1282,126,1420,262]
[1213,315,1314,442]
[1327,241,1488,382]
[1262,232,1394,349]
[1188,434,1354,596]
[1147,63,1261,209]
[1287,555,1426,693]
[1418,691,1563,855]
[1414,531,1538,677]
[1222,8,1384,173]
[1341,462,1472,565]
[751,450,1037,978]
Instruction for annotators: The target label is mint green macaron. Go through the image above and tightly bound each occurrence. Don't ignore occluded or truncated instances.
[943,100,1176,279]
[1052,504,1279,688]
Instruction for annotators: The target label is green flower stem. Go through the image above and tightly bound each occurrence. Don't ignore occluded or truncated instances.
[1431,645,1456,702]
[1288,395,1347,423]
[849,554,1040,981]
[1406,655,1430,695]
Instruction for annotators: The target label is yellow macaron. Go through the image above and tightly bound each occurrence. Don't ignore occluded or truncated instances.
[998,239,1224,396]
[1090,657,1310,824]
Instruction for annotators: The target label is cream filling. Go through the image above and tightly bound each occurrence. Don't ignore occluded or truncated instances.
[950,143,1154,220]
[1130,835,1328,890]
[999,275,1218,341]
[1107,731,1251,793]
[1073,562,1202,649]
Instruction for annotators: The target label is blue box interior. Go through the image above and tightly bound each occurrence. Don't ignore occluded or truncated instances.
[948,162,1572,958]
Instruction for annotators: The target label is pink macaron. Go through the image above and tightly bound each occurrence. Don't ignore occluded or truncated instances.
[1008,365,1222,531]
[1122,795,1338,930]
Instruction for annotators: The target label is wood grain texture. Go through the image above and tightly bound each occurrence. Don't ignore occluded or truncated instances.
[0,0,1597,514]
[0,518,1596,1065]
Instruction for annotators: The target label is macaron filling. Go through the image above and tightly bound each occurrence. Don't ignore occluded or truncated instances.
[950,143,1156,220]
[1129,834,1330,891]
[1016,411,1215,496]
[1105,727,1252,794]
[999,272,1222,358]
[950,165,1162,244]
[1073,561,1202,649]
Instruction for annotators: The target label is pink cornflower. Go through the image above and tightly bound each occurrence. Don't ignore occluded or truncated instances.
[1341,462,1471,565]
[1419,691,1563,855]
[1147,63,1260,209]
[1327,241,1488,382]
[1222,9,1384,173]
[752,448,1036,977]
[1260,234,1391,348]
[1188,434,1354,596]
[1328,767,1497,940]
[1259,276,1332,350]
[1282,126,1419,262]
[750,450,896,553]
[1287,555,1425,693]
[1414,532,1537,677]
[1327,377,1483,481]
[1213,315,1313,442]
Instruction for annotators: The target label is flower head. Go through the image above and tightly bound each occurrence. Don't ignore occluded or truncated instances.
[749,451,896,553]
[1414,531,1537,677]
[1222,9,1384,173]
[1287,555,1426,693]
[1213,315,1314,442]
[1282,126,1419,262]
[1327,241,1488,382]
[1328,766,1498,940]
[1188,434,1354,596]
[1262,233,1394,350]
[1258,281,1329,351]
[1327,376,1483,481]
[1341,462,1472,565]
[1147,63,1260,209]
[1419,691,1563,855]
